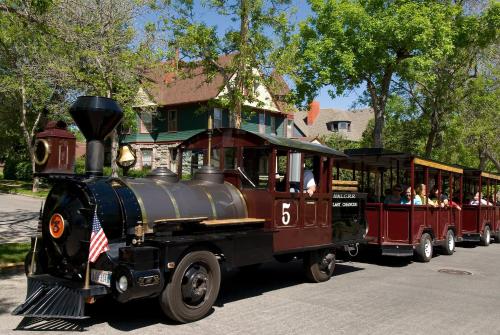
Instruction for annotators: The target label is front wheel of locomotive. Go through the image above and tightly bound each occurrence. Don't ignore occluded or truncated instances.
[303,249,336,283]
[160,250,221,323]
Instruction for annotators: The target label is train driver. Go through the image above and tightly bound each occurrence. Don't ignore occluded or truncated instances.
[303,169,317,197]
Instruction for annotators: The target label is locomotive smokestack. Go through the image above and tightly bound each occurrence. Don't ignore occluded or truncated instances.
[70,96,123,176]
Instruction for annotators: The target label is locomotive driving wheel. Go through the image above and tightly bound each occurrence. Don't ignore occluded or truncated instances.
[303,249,336,283]
[160,250,221,323]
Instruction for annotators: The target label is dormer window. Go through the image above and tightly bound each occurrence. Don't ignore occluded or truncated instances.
[327,121,351,132]
[139,111,152,133]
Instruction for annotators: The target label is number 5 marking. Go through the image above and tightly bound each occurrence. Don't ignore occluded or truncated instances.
[282,202,291,225]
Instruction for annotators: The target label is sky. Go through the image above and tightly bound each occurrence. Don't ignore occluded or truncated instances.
[137,0,366,110]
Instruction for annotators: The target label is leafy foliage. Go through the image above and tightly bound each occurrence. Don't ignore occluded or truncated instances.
[296,0,458,147]
[159,0,296,127]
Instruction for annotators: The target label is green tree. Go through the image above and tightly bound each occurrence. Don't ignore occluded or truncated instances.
[0,0,67,191]
[295,0,457,148]
[49,0,158,176]
[160,0,296,127]
[392,1,500,157]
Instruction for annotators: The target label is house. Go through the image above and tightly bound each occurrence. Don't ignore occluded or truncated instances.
[124,55,295,170]
[293,101,374,141]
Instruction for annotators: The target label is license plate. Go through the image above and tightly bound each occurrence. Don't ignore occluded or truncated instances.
[91,269,112,287]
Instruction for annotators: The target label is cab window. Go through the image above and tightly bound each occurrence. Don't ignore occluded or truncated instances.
[241,147,270,189]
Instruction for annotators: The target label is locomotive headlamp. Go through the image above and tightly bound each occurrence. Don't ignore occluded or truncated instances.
[116,275,128,293]
[34,139,50,165]
[117,144,136,169]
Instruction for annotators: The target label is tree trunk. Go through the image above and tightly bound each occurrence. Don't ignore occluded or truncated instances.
[373,107,384,148]
[478,148,487,170]
[485,149,500,172]
[19,77,39,192]
[110,129,119,177]
[366,78,385,148]
[424,109,440,158]
[234,102,242,128]
[106,90,120,178]
[232,0,249,130]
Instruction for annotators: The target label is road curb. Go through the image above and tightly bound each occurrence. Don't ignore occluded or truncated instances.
[0,262,24,275]
[0,191,45,199]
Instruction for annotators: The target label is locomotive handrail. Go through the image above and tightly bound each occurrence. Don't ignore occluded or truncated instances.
[200,218,266,226]
[154,217,208,224]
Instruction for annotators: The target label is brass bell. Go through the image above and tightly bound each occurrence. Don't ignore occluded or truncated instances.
[117,144,136,168]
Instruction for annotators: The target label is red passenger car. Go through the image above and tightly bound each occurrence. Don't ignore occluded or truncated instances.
[462,169,500,245]
[339,149,464,262]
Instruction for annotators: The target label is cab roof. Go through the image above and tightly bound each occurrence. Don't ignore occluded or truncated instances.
[179,128,347,157]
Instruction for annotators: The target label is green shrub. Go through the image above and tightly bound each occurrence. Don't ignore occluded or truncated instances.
[16,161,33,181]
[74,156,151,178]
[74,157,86,174]
[3,159,17,180]
[127,168,151,178]
[3,159,32,180]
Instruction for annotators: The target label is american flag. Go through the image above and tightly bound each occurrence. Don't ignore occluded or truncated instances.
[88,209,109,263]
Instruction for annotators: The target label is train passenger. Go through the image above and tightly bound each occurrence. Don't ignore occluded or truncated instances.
[429,186,447,208]
[416,184,438,207]
[384,185,403,204]
[470,192,493,206]
[401,187,421,205]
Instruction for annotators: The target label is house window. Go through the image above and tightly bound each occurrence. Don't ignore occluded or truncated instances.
[140,112,152,133]
[214,108,222,128]
[328,121,351,132]
[287,119,293,138]
[270,116,276,135]
[259,112,265,134]
[167,110,177,132]
[141,148,153,167]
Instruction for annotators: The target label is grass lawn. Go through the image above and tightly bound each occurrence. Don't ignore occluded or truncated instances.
[0,242,31,265]
[0,179,49,198]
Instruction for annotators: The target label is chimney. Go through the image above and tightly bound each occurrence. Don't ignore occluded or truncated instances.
[307,100,320,125]
[69,96,123,176]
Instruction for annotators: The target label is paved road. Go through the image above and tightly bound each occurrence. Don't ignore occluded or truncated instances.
[1,243,500,335]
[0,194,43,244]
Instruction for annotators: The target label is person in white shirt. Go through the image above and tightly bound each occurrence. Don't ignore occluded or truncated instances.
[470,192,493,206]
[303,169,316,197]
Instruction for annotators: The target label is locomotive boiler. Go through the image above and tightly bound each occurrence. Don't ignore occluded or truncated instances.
[14,96,367,323]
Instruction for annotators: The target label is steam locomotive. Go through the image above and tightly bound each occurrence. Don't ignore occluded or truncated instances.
[13,96,367,323]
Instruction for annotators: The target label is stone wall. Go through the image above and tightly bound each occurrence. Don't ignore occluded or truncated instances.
[130,142,179,171]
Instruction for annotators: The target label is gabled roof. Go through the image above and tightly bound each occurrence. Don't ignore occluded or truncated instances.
[141,55,233,106]
[294,108,374,141]
[140,55,294,115]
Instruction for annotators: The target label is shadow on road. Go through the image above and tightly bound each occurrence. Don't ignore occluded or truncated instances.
[20,260,363,331]
[0,209,39,243]
[349,251,412,268]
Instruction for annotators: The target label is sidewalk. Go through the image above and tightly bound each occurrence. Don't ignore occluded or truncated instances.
[0,194,43,243]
